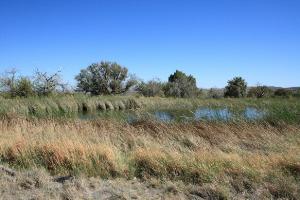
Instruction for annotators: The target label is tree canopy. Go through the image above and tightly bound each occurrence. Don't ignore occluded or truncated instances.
[224,77,247,98]
[75,61,136,95]
[164,70,198,98]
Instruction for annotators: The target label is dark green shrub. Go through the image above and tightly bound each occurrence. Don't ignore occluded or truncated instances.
[224,77,247,98]
[15,78,34,97]
[274,89,292,97]
[164,70,198,98]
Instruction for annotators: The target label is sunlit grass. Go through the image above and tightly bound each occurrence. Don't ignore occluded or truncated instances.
[0,95,299,198]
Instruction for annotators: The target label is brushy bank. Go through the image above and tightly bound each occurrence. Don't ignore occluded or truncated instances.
[0,116,300,199]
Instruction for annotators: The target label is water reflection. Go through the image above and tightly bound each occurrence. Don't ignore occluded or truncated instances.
[154,111,173,122]
[244,107,265,120]
[78,107,266,123]
[194,108,231,120]
[153,107,265,122]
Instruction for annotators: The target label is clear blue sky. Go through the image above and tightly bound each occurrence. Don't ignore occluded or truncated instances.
[0,0,299,88]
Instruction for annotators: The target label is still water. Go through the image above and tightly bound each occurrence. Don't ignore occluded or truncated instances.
[79,107,265,123]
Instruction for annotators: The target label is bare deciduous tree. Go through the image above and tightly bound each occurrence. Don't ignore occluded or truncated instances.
[0,68,18,94]
[33,70,62,96]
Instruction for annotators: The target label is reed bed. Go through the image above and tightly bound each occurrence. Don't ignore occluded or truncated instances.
[0,95,141,119]
[139,97,300,124]
[0,95,299,124]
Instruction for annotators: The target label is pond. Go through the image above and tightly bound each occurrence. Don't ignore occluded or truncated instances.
[194,108,232,121]
[78,107,266,123]
[244,107,265,119]
[151,107,265,122]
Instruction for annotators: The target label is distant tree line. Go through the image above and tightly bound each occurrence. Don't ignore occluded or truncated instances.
[0,68,67,98]
[0,61,299,98]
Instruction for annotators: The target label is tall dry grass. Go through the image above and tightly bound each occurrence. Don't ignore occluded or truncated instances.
[0,118,299,188]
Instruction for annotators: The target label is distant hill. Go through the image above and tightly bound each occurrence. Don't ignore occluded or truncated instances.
[203,86,300,91]
[266,86,300,91]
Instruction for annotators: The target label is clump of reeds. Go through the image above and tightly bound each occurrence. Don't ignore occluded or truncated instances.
[0,95,143,119]
[1,95,299,124]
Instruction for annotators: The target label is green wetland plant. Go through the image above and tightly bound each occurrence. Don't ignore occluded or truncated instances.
[0,95,299,124]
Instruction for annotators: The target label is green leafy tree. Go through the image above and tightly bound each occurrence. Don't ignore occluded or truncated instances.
[164,70,198,98]
[75,61,136,95]
[224,77,247,98]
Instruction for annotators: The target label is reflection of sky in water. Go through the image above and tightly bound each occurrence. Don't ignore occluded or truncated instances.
[195,108,231,120]
[244,107,265,119]
[126,113,141,124]
[154,111,173,122]
[154,107,265,122]
[78,107,266,123]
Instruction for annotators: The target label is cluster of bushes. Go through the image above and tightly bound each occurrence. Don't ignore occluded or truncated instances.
[136,75,297,99]
[1,61,299,99]
[76,63,201,98]
[247,86,273,98]
[247,87,299,98]
[136,70,200,98]
[0,68,66,98]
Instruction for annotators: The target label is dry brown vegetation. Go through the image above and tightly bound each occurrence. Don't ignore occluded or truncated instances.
[0,116,300,199]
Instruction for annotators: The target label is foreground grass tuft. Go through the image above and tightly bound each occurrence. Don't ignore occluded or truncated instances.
[0,116,299,198]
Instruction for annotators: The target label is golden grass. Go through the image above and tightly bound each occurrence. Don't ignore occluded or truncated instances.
[0,117,299,197]
[0,117,298,172]
[1,96,300,198]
